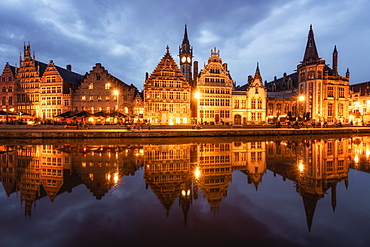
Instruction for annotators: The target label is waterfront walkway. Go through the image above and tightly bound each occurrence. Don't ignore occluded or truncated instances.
[1,124,369,139]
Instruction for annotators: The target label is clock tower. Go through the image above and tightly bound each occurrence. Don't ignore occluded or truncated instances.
[179,25,193,83]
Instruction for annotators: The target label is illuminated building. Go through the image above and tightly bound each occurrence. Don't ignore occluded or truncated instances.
[196,48,234,125]
[143,144,192,215]
[16,44,82,119]
[297,25,350,123]
[349,82,370,125]
[266,25,351,124]
[72,63,137,118]
[197,142,232,213]
[40,60,81,119]
[0,63,16,116]
[144,46,191,125]
[233,64,267,124]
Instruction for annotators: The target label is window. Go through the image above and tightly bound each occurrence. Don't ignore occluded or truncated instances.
[8,86,12,92]
[251,98,256,109]
[88,83,93,89]
[81,96,86,101]
[105,83,111,90]
[327,87,334,97]
[96,75,101,80]
[328,103,333,116]
[339,87,345,98]
[258,99,262,109]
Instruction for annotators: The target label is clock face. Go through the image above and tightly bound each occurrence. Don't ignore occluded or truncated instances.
[181,57,187,63]
[187,57,191,63]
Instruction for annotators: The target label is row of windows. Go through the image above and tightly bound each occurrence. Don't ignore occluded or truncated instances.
[200,155,230,164]
[41,96,62,106]
[200,143,230,152]
[199,87,231,94]
[1,86,13,92]
[153,80,183,88]
[81,95,117,101]
[250,112,263,121]
[204,78,225,83]
[146,149,188,160]
[42,109,62,119]
[200,98,230,106]
[147,91,189,100]
[200,109,230,119]
[41,86,62,94]
[0,77,14,82]
[1,96,13,105]
[146,103,189,113]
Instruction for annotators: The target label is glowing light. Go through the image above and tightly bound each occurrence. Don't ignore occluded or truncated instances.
[354,155,359,163]
[298,160,304,173]
[181,190,186,196]
[298,95,305,102]
[195,167,201,179]
[194,92,201,99]
[113,173,119,184]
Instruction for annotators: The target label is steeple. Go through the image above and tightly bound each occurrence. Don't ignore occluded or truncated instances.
[332,45,338,76]
[254,62,262,80]
[182,25,190,46]
[303,25,320,62]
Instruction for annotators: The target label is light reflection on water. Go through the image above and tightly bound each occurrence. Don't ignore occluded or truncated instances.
[1,136,370,247]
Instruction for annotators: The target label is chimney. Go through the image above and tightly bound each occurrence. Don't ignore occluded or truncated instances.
[193,61,198,87]
[248,75,253,84]
[145,72,149,80]
[66,64,72,71]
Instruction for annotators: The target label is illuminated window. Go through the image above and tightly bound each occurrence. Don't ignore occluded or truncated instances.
[105,83,111,89]
[88,83,93,89]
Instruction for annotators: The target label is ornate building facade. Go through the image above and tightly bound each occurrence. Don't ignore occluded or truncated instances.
[143,46,191,125]
[196,48,234,125]
[0,62,16,114]
[297,25,350,124]
[72,63,137,118]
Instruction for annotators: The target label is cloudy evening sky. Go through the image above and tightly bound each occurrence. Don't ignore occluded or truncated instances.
[0,0,369,90]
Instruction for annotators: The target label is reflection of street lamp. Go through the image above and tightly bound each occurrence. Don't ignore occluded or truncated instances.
[113,90,119,112]
[194,92,201,124]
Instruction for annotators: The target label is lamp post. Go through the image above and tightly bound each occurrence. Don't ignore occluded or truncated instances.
[113,90,119,112]
[298,95,305,121]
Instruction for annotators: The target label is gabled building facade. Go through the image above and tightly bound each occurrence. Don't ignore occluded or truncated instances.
[196,48,234,125]
[72,63,137,116]
[0,62,16,113]
[40,60,81,119]
[144,46,191,125]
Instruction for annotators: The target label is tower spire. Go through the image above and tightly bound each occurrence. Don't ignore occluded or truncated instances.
[182,24,190,45]
[332,45,338,76]
[303,25,320,62]
[254,62,262,80]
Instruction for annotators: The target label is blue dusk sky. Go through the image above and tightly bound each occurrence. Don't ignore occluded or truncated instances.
[0,0,369,90]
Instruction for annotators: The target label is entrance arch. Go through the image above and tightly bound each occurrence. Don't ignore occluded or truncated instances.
[234,114,242,125]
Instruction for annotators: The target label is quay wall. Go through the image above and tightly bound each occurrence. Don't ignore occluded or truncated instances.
[1,125,369,139]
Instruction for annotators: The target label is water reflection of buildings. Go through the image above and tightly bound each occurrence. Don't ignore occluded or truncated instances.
[1,137,369,230]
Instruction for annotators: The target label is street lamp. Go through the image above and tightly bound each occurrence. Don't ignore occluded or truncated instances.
[113,90,119,112]
[298,95,305,121]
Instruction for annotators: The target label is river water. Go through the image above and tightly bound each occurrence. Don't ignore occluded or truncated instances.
[0,135,369,247]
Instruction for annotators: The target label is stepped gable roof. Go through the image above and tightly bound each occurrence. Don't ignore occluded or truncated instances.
[147,46,188,83]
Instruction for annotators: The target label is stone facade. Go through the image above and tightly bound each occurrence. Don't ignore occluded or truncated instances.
[196,48,234,125]
[0,62,16,113]
[72,63,137,116]
[144,46,191,125]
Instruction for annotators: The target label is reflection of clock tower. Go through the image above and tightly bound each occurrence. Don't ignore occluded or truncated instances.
[179,25,193,84]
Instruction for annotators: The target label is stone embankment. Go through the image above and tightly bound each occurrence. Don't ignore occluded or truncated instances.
[0,124,369,139]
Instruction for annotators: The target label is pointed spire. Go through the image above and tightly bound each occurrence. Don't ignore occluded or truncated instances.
[303,25,320,62]
[254,62,262,80]
[182,24,190,45]
[332,45,338,76]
